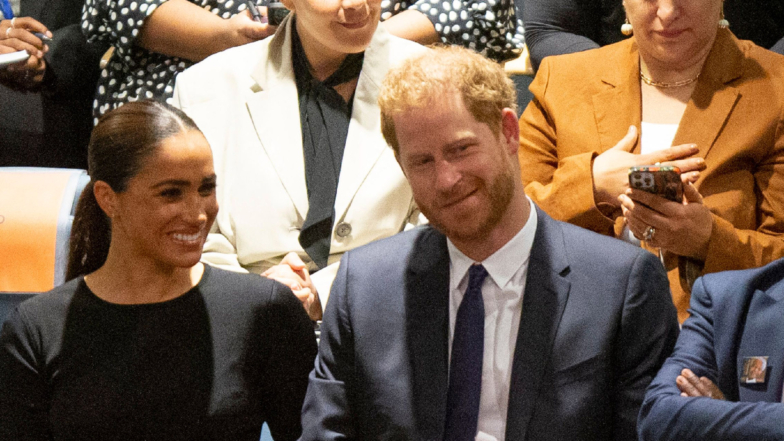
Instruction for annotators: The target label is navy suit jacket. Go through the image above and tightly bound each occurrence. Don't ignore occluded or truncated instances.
[300,207,678,440]
[639,259,784,441]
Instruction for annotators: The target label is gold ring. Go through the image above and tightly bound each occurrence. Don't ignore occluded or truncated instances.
[5,27,10,38]
[10,17,16,28]
[644,226,656,242]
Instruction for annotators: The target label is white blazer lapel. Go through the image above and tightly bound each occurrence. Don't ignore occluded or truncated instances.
[245,17,309,220]
[334,26,395,220]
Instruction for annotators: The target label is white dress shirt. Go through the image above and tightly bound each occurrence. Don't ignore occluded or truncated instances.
[446,197,538,441]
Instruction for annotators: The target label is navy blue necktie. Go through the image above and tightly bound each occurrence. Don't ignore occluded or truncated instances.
[444,264,488,441]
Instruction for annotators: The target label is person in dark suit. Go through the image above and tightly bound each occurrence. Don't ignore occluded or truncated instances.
[0,0,105,168]
[299,46,679,441]
[638,258,784,441]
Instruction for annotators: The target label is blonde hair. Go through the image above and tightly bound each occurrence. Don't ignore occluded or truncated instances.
[378,46,517,155]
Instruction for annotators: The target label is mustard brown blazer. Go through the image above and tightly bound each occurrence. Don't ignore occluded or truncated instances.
[518,29,784,321]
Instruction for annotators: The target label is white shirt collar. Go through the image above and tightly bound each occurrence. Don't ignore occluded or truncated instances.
[447,197,538,290]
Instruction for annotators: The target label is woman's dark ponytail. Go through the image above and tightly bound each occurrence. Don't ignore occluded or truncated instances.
[65,182,111,281]
[64,100,201,280]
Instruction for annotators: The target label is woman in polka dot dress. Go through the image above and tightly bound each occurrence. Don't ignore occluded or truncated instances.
[381,0,524,62]
[81,0,275,123]
[81,0,523,123]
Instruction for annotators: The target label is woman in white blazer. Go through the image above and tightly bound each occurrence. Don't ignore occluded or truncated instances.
[172,0,426,319]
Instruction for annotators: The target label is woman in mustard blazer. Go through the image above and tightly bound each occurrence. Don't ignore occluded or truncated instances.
[519,0,784,321]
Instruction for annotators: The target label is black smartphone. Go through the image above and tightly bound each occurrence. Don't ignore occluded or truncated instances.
[628,165,683,202]
[267,1,290,25]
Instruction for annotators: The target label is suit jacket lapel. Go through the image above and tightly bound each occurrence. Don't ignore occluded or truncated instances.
[592,39,642,154]
[333,26,394,220]
[246,17,309,220]
[672,29,742,160]
[405,227,450,439]
[506,208,571,440]
[737,282,784,403]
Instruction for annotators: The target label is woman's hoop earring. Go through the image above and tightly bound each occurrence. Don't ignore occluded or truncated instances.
[621,17,633,36]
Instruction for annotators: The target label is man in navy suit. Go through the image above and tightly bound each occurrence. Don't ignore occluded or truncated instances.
[300,46,679,441]
[639,258,784,440]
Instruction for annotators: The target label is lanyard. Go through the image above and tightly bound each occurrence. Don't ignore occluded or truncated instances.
[0,0,13,20]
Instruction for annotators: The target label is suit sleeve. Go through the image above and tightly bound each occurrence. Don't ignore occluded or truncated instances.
[258,283,318,441]
[300,252,358,441]
[772,36,784,55]
[638,277,784,441]
[0,309,52,441]
[518,58,618,236]
[611,250,679,441]
[700,115,784,277]
[523,0,601,71]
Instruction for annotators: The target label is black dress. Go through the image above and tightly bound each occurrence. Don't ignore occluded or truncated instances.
[0,265,317,441]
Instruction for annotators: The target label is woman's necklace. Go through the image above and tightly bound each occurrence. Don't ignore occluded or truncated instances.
[640,71,700,88]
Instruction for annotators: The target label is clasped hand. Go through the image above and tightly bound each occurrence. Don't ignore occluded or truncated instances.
[677,368,726,400]
[262,252,322,321]
[0,17,50,89]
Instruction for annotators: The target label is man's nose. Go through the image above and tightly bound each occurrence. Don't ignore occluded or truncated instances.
[434,160,461,192]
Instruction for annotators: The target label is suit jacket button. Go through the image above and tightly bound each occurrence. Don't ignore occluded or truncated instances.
[335,222,352,238]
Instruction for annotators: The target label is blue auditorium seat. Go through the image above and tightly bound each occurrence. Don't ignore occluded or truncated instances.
[0,167,89,324]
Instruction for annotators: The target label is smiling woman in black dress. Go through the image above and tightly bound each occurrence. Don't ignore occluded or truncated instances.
[0,100,317,441]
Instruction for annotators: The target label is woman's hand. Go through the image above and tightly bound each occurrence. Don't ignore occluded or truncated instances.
[676,368,725,400]
[592,125,706,206]
[137,0,275,62]
[0,17,50,89]
[619,180,713,260]
[224,8,276,47]
[263,252,322,321]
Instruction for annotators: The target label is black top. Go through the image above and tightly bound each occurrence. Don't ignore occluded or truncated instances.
[0,265,317,441]
[524,0,784,71]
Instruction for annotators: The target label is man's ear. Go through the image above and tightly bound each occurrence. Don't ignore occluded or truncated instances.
[93,181,118,219]
[500,107,520,156]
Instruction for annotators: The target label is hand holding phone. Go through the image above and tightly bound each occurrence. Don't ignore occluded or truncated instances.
[628,165,683,202]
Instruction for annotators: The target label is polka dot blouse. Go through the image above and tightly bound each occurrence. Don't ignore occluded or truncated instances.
[81,0,523,123]
[81,0,251,123]
[382,0,524,62]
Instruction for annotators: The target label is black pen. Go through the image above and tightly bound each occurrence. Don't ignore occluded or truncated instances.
[33,32,52,43]
[246,1,263,23]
